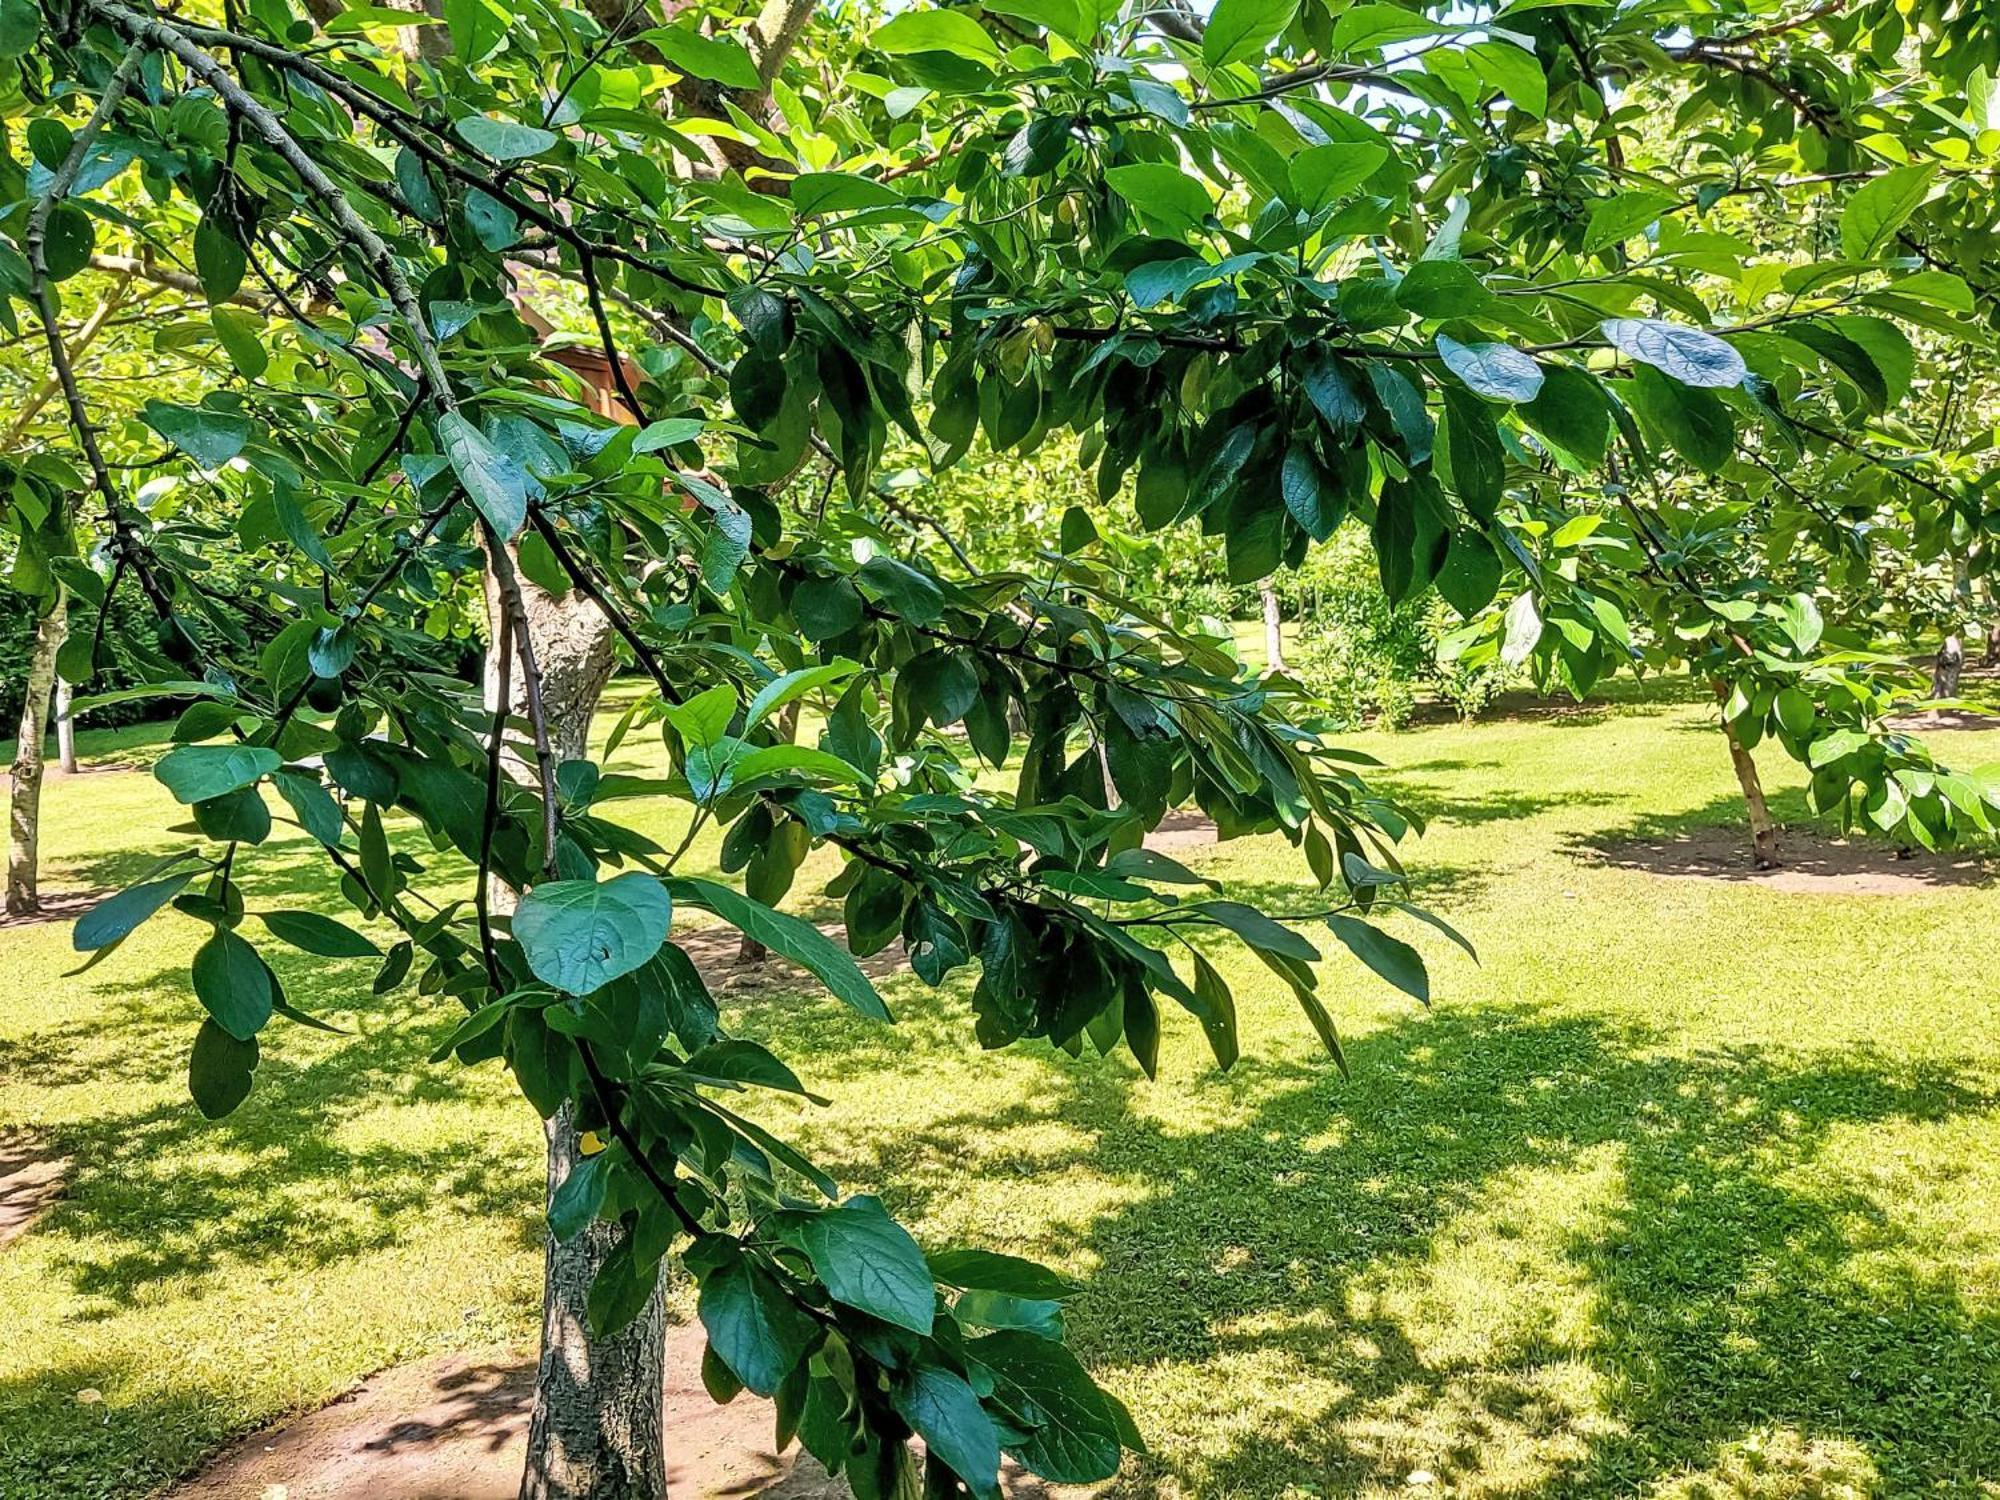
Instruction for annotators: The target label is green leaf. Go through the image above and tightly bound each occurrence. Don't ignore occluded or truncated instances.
[257,910,380,958]
[1436,529,1501,617]
[512,873,674,996]
[1104,164,1212,235]
[786,1195,935,1333]
[1581,190,1676,254]
[193,218,246,303]
[873,8,1001,62]
[630,417,705,454]
[272,770,344,848]
[967,1330,1123,1483]
[1396,260,1490,318]
[1324,913,1429,1003]
[192,927,275,1040]
[790,172,908,216]
[1435,334,1542,402]
[154,743,280,804]
[643,21,763,88]
[1839,164,1936,261]
[74,873,193,952]
[891,1365,1002,1500]
[454,114,558,160]
[1501,591,1542,667]
[1600,318,1745,389]
[1331,2,1455,51]
[188,1018,258,1119]
[928,1248,1078,1299]
[1204,0,1300,67]
[547,1152,607,1242]
[1625,364,1733,473]
[1519,364,1610,463]
[1194,900,1320,962]
[746,660,860,730]
[698,1253,818,1396]
[0,0,42,59]
[210,307,268,379]
[670,877,891,1021]
[43,202,93,281]
[143,400,250,468]
[439,411,528,538]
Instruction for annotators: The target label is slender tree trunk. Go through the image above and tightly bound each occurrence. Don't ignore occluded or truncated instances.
[1722,721,1780,869]
[736,699,799,966]
[54,678,76,775]
[7,598,68,916]
[1932,632,1964,700]
[1260,584,1285,673]
[485,568,665,1500]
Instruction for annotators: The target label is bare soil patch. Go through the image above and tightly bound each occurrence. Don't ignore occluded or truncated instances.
[1584,826,1993,895]
[172,1326,1047,1499]
[1143,809,1218,852]
[0,887,110,930]
[1886,708,2000,732]
[0,1135,68,1248]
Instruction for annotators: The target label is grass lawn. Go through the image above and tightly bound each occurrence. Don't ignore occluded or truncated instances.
[3,685,1999,1498]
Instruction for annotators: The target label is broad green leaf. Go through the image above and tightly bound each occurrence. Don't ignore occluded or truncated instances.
[1600,318,1746,389]
[74,873,193,952]
[891,1365,1003,1500]
[1582,190,1676,254]
[1203,0,1299,67]
[188,1019,258,1119]
[670,876,891,1018]
[1331,2,1455,51]
[1501,591,1542,667]
[258,910,380,958]
[785,1195,934,1333]
[1325,914,1429,1003]
[873,8,1000,62]
[439,411,528,538]
[967,1330,1123,1483]
[697,1253,817,1396]
[192,927,274,1040]
[642,22,763,89]
[1104,164,1212,235]
[928,1248,1078,1299]
[454,114,557,160]
[143,400,249,468]
[154,743,280,804]
[1288,143,1386,212]
[1435,334,1542,402]
[512,872,674,996]
[1839,164,1937,261]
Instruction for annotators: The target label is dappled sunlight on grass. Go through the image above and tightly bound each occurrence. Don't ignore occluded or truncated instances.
[5,683,2000,1496]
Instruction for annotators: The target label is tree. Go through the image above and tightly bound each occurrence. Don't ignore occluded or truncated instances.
[9,0,1998,1496]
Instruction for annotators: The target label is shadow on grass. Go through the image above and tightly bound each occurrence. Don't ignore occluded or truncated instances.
[1568,790,1997,892]
[773,1001,1999,1497]
[10,962,540,1308]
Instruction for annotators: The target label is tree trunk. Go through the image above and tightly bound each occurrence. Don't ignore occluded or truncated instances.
[735,700,799,967]
[486,569,666,1500]
[1932,632,1964,700]
[1260,584,1285,672]
[521,1107,669,1500]
[1722,721,1780,869]
[54,678,76,775]
[7,599,67,916]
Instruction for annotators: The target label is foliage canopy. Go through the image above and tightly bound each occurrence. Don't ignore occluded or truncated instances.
[6,0,1999,1489]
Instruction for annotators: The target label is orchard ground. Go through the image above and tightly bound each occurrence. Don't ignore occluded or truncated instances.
[4,667,1999,1499]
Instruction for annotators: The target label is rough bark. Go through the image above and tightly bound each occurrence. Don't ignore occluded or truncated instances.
[485,570,664,1500]
[1932,632,1964,700]
[1260,584,1285,673]
[521,1107,669,1500]
[7,598,68,916]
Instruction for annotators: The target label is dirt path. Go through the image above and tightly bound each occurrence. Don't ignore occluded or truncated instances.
[1584,826,1993,895]
[0,1135,68,1248]
[174,1325,1048,1499]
